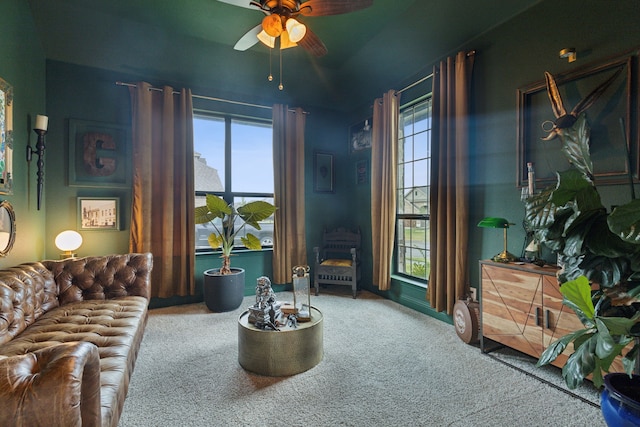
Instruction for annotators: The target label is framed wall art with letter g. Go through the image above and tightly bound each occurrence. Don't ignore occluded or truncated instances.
[68,119,131,188]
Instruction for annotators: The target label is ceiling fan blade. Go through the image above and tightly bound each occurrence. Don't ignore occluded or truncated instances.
[234,24,262,51]
[216,0,255,9]
[297,27,327,57]
[301,0,373,16]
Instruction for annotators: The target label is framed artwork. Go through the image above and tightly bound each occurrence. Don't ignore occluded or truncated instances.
[77,197,120,231]
[349,118,372,152]
[69,119,131,188]
[0,77,13,195]
[356,159,368,185]
[517,49,639,187]
[314,151,334,193]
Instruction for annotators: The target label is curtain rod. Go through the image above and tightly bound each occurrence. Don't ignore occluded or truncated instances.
[397,73,434,94]
[115,81,306,113]
[396,50,477,95]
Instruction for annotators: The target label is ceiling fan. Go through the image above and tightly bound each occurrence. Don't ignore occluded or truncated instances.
[217,0,373,57]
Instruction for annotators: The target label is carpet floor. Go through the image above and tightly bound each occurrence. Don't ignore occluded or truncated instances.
[118,289,605,426]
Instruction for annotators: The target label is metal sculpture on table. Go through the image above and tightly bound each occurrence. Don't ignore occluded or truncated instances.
[248,276,282,330]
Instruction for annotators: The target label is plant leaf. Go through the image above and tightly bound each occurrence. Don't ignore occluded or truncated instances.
[537,328,592,367]
[237,201,277,228]
[240,233,262,250]
[585,216,636,258]
[622,343,640,375]
[205,194,232,218]
[595,318,616,359]
[560,276,595,319]
[524,185,555,230]
[608,199,640,245]
[194,205,216,224]
[550,168,595,207]
[557,114,594,179]
[562,335,597,389]
[599,312,640,335]
[207,233,222,249]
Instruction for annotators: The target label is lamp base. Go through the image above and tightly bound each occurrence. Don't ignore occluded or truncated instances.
[492,250,518,263]
[59,253,77,259]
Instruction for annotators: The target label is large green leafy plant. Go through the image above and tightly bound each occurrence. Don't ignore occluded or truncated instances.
[525,69,640,389]
[524,111,640,389]
[195,194,276,275]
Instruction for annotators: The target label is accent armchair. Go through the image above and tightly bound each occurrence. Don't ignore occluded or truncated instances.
[313,227,361,298]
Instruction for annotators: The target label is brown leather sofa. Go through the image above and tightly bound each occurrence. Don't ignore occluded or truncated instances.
[0,253,153,427]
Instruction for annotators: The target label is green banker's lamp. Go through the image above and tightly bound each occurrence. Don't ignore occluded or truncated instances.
[477,217,518,263]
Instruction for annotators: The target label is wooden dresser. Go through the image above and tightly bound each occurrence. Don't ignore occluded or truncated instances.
[479,260,584,368]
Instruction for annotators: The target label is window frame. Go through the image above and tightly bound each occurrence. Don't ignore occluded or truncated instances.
[194,111,274,252]
[395,95,433,284]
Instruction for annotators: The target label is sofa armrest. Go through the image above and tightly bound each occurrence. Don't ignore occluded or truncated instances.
[0,341,101,427]
[43,253,153,304]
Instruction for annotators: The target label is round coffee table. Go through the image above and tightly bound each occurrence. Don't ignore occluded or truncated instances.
[238,306,323,376]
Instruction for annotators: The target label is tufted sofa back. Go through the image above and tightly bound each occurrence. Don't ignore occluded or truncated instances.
[0,263,59,345]
[0,253,152,347]
[41,253,152,305]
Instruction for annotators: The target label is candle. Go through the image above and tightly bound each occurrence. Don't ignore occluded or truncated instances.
[527,162,535,197]
[35,115,48,131]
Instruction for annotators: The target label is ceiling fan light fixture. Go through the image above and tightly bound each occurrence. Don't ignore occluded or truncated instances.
[261,14,283,37]
[285,18,306,43]
[257,29,275,48]
[279,30,297,49]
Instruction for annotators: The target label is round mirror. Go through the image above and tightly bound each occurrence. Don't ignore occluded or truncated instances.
[0,200,16,257]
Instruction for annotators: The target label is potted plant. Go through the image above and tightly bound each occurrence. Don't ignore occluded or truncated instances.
[523,70,640,422]
[195,194,276,312]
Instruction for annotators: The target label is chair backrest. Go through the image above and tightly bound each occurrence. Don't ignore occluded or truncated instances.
[320,227,361,260]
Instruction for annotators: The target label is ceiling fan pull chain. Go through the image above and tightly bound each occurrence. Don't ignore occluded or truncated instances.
[268,47,273,82]
[278,48,283,90]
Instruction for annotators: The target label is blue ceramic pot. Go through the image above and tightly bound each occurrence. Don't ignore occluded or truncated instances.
[601,373,640,427]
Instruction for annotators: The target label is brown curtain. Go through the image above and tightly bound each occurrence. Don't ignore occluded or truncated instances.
[370,90,401,290]
[129,82,195,298]
[428,51,475,314]
[272,104,307,284]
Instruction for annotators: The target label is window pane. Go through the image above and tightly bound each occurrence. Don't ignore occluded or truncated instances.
[414,102,430,133]
[231,120,273,193]
[233,197,275,247]
[414,159,428,187]
[395,218,429,280]
[414,131,429,160]
[194,116,225,192]
[403,135,413,162]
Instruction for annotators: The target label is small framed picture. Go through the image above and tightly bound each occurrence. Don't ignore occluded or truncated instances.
[77,197,120,231]
[349,118,372,153]
[314,151,334,193]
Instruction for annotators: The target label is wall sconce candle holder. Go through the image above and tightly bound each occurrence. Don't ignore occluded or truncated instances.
[26,115,48,210]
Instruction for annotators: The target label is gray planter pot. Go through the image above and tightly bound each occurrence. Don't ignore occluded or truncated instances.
[203,268,245,312]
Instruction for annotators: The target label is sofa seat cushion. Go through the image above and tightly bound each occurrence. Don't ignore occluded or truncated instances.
[0,296,148,427]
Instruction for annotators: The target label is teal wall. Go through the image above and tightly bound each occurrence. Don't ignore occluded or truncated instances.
[344,0,640,319]
[44,62,132,258]
[465,0,640,292]
[0,0,47,267]
[3,0,640,320]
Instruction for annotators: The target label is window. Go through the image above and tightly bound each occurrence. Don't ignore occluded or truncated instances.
[396,97,432,282]
[194,114,274,250]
